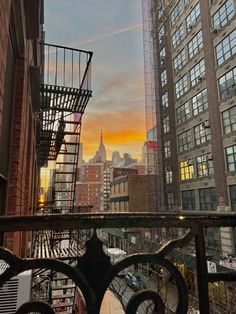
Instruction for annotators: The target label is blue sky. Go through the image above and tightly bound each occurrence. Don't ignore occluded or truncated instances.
[44,0,146,160]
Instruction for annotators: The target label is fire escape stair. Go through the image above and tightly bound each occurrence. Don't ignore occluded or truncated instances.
[33,43,93,311]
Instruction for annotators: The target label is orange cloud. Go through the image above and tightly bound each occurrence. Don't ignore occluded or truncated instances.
[81,110,146,160]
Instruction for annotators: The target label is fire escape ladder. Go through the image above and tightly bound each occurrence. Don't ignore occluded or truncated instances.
[32,43,93,311]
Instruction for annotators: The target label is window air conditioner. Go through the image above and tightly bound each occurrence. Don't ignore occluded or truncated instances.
[188,24,193,30]
[198,75,204,82]
[207,153,213,160]
[201,121,210,129]
[211,26,221,34]
[0,264,32,314]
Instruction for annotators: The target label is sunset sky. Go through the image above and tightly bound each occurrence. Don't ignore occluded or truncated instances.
[44,0,146,161]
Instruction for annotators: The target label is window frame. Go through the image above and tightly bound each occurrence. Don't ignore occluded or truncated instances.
[190,59,205,87]
[225,144,236,171]
[194,123,211,146]
[218,67,236,100]
[199,187,216,211]
[196,154,214,177]
[175,73,188,99]
[178,129,192,152]
[181,189,195,210]
[222,105,236,134]
[215,29,236,66]
[188,30,203,59]
[212,0,234,28]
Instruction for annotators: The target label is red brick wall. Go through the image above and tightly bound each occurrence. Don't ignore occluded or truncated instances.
[1,3,39,257]
[0,0,11,137]
[76,182,101,212]
[128,175,150,212]
[7,49,38,256]
[76,164,103,212]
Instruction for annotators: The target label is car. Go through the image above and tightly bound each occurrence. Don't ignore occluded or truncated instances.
[125,273,146,291]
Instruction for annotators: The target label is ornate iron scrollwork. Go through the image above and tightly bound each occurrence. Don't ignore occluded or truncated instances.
[0,230,193,313]
[15,301,55,314]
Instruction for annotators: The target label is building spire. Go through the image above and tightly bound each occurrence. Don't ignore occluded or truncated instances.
[100,129,103,145]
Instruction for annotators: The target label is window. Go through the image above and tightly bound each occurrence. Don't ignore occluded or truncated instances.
[192,88,208,116]
[157,8,163,20]
[176,101,191,125]
[161,92,168,108]
[219,67,236,100]
[170,0,190,25]
[158,25,165,43]
[215,30,236,66]
[178,129,192,152]
[172,24,185,49]
[188,31,203,59]
[196,154,214,177]
[205,227,221,250]
[165,165,173,183]
[175,74,188,99]
[173,49,186,73]
[171,0,184,25]
[160,69,167,86]
[229,185,236,211]
[190,59,205,87]
[186,3,200,29]
[222,106,236,134]
[164,140,171,158]
[225,145,236,171]
[182,190,195,210]
[212,0,234,28]
[160,47,166,61]
[180,160,194,180]
[199,188,216,211]
[194,123,211,146]
[163,115,170,133]
[166,192,175,210]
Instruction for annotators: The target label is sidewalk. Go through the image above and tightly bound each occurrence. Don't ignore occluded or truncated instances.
[100,290,125,314]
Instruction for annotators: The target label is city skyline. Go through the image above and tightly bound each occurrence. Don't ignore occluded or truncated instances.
[44,0,146,161]
[80,133,146,163]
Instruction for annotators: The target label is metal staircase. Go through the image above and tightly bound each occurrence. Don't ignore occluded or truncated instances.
[32,42,93,312]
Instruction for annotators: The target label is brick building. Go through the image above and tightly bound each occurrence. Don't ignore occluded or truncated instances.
[143,0,236,255]
[76,162,111,212]
[76,163,103,212]
[0,0,43,256]
[110,168,152,212]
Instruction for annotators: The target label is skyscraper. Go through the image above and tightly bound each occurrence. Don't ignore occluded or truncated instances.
[77,132,110,211]
[93,130,107,163]
[142,0,236,255]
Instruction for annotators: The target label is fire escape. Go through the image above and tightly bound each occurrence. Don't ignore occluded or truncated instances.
[31,43,93,312]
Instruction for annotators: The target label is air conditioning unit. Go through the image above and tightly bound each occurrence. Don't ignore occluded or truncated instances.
[211,26,221,34]
[188,24,193,30]
[201,121,210,129]
[0,265,32,314]
[198,75,204,82]
[207,153,213,160]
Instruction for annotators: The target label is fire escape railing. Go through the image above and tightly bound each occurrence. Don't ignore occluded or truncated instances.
[35,42,93,312]
[0,212,236,314]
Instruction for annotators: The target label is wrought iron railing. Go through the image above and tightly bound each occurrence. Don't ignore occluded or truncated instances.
[41,42,92,90]
[0,212,236,314]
